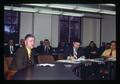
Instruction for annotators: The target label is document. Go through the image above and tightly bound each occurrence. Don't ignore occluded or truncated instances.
[57,60,80,64]
[36,63,55,67]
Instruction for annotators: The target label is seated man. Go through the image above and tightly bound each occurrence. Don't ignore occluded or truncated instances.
[101,41,116,58]
[7,34,36,79]
[37,39,52,55]
[64,39,85,60]
[4,39,18,57]
[37,40,44,55]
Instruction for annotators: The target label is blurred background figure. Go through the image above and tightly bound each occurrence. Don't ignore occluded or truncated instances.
[57,42,65,56]
[43,39,52,55]
[105,43,111,50]
[4,39,17,57]
[37,40,44,55]
[98,42,106,56]
[37,39,52,55]
[19,39,25,47]
[86,41,99,59]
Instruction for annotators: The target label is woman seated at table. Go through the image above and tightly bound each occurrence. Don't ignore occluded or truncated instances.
[86,41,99,59]
[101,41,116,58]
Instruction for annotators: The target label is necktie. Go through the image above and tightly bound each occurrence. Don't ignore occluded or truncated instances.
[10,46,14,54]
[45,46,48,55]
[109,49,113,56]
[74,48,77,56]
[27,48,31,60]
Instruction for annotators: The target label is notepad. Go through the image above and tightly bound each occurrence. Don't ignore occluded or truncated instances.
[36,63,55,67]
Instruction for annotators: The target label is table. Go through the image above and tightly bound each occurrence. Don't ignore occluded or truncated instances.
[72,58,116,80]
[13,62,80,80]
[13,58,116,80]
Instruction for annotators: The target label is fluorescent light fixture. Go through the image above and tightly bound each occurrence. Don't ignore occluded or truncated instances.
[48,4,76,10]
[4,6,12,10]
[39,8,62,15]
[101,4,115,7]
[13,7,38,12]
[62,12,84,17]
[4,6,38,13]
[99,10,116,15]
[76,6,100,13]
[24,4,48,7]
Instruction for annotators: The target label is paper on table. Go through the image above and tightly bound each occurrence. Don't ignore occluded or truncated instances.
[57,60,80,64]
[75,56,86,61]
[107,57,116,61]
[36,63,55,67]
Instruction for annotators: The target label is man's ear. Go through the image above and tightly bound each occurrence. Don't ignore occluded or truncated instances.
[24,40,27,45]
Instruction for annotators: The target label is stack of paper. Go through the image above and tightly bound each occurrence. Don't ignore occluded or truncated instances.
[36,63,55,67]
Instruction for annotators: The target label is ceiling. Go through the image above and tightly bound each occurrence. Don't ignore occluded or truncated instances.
[4,4,115,16]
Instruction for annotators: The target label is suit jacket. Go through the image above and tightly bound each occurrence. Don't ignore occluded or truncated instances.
[4,45,18,57]
[10,47,34,71]
[64,47,85,59]
[37,45,52,55]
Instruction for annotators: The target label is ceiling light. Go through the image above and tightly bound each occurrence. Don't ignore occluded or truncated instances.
[4,6,12,10]
[39,8,62,15]
[101,4,115,7]
[13,7,38,12]
[62,12,84,17]
[24,4,48,7]
[48,4,76,10]
[4,6,38,13]
[76,6,100,13]
[99,10,116,15]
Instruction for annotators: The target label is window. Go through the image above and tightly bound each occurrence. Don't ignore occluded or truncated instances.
[4,10,20,44]
[59,15,81,43]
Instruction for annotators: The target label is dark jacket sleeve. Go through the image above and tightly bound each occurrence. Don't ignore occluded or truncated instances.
[77,47,86,58]
[10,48,25,70]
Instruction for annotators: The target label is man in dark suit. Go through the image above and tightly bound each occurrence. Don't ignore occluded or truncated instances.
[4,40,17,57]
[64,40,85,59]
[9,34,35,71]
[37,40,44,55]
[37,39,52,55]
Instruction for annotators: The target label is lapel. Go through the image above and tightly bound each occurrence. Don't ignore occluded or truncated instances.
[24,47,34,64]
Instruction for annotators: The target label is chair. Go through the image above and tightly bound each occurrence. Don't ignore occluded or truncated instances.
[5,57,13,67]
[38,55,55,63]
[58,55,64,60]
[4,58,8,74]
[4,56,17,80]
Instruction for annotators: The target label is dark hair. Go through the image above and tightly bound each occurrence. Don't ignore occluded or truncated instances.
[106,42,110,45]
[88,41,97,48]
[44,39,49,42]
[110,41,116,44]
[24,34,35,40]
[73,39,81,43]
